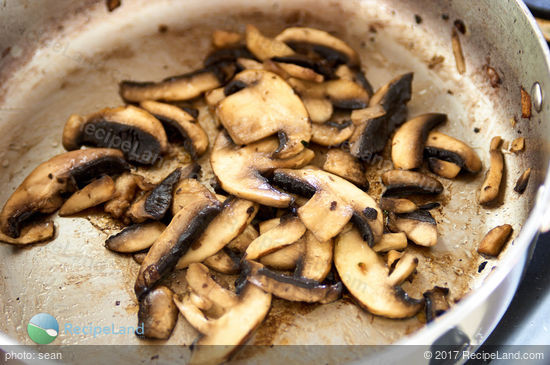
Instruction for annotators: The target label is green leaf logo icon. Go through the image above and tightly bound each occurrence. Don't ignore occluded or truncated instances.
[27,313,58,344]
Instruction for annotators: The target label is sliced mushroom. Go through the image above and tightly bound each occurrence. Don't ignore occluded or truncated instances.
[303,97,333,123]
[273,62,325,82]
[175,281,271,365]
[387,249,403,268]
[137,286,178,340]
[245,216,306,260]
[319,148,367,188]
[273,168,383,244]
[388,252,418,285]
[0,148,128,238]
[176,197,258,269]
[58,175,116,216]
[171,177,213,215]
[119,64,235,103]
[295,231,333,282]
[204,45,255,67]
[310,120,355,147]
[226,224,259,253]
[216,70,311,159]
[477,224,513,257]
[288,77,369,110]
[0,221,55,245]
[427,158,461,179]
[62,105,169,165]
[127,168,183,223]
[424,286,450,322]
[391,113,447,170]
[514,168,531,194]
[381,170,443,196]
[212,30,242,48]
[369,73,413,111]
[335,64,373,96]
[245,260,342,304]
[134,196,222,298]
[105,222,166,253]
[275,27,360,67]
[245,24,295,60]
[334,226,423,318]
[388,210,438,247]
[210,132,314,207]
[104,173,142,219]
[424,131,481,173]
[379,197,418,213]
[204,87,226,111]
[479,136,504,205]
[260,238,305,270]
[140,101,209,159]
[203,248,240,274]
[372,232,408,253]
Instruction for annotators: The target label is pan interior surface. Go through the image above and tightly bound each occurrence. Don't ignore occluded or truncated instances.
[0,0,539,363]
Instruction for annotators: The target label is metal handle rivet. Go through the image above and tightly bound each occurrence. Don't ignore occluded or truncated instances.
[531,82,543,113]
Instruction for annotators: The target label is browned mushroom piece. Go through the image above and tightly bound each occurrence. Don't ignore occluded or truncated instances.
[388,210,438,247]
[477,224,513,257]
[272,61,325,82]
[387,249,404,268]
[62,106,169,165]
[319,148,367,189]
[260,238,305,270]
[521,87,532,119]
[245,260,342,304]
[391,113,447,170]
[479,136,504,205]
[424,131,482,173]
[119,63,236,103]
[0,221,55,245]
[303,97,334,123]
[140,101,209,159]
[226,224,259,253]
[372,232,408,253]
[310,120,355,147]
[244,216,306,260]
[295,231,333,282]
[210,132,314,208]
[203,248,240,274]
[381,170,443,197]
[137,286,179,340]
[273,168,383,245]
[105,222,166,253]
[514,168,532,194]
[212,30,242,48]
[59,175,116,216]
[427,158,462,179]
[423,286,450,322]
[334,226,424,318]
[0,148,128,238]
[216,70,311,159]
[388,252,418,285]
[245,24,295,60]
[510,137,525,153]
[104,172,144,219]
[134,194,222,299]
[288,77,370,110]
[203,45,255,67]
[379,197,418,213]
[335,64,373,95]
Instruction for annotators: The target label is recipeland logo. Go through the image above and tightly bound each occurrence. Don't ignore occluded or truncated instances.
[27,313,59,345]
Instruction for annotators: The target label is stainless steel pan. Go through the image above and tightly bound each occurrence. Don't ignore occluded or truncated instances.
[0,0,549,364]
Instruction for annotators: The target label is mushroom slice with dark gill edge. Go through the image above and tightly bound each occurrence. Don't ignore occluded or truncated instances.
[210,132,314,208]
[226,224,259,253]
[295,231,333,282]
[245,260,342,304]
[514,168,531,194]
[310,120,355,147]
[349,73,413,159]
[203,248,240,274]
[388,210,438,247]
[424,131,482,173]
[119,63,236,103]
[203,45,255,67]
[479,136,504,205]
[387,249,403,268]
[287,77,370,110]
[372,232,408,253]
[0,148,128,238]
[335,64,374,95]
[171,178,216,215]
[381,170,443,197]
[244,216,306,260]
[175,197,258,269]
[427,158,461,179]
[387,252,418,286]
[105,222,166,253]
[424,286,450,323]
[391,113,447,170]
[379,197,418,213]
[134,195,222,299]
[58,175,116,216]
[245,24,295,60]
[272,168,383,244]
[62,105,169,165]
[137,286,179,340]
[140,100,209,159]
[334,226,423,318]
[318,148,367,189]
[0,221,55,245]
[260,238,305,270]
[216,70,311,159]
[477,224,513,257]
[174,281,271,365]
[275,27,360,67]
[104,172,145,219]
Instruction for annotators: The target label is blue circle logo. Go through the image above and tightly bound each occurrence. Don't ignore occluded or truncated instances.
[27,313,59,344]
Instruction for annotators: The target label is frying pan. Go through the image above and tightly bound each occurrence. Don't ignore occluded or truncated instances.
[0,0,549,364]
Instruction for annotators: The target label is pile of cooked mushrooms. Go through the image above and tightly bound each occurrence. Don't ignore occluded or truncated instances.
[0,25,522,364]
